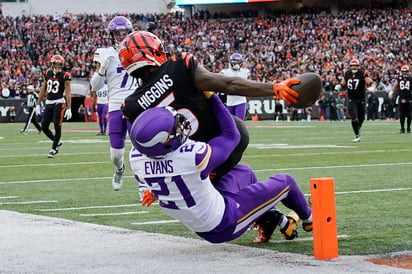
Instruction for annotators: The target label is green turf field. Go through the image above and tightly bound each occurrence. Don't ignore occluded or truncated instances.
[0,120,411,256]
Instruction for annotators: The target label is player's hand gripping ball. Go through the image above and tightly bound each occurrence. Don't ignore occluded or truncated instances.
[290,73,322,108]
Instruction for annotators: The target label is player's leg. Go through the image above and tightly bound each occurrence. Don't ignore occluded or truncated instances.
[348,101,360,142]
[102,104,108,134]
[406,102,411,133]
[21,108,35,134]
[399,103,406,133]
[97,104,104,134]
[108,110,127,190]
[48,104,64,158]
[41,104,55,142]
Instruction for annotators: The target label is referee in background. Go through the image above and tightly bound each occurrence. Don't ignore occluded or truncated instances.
[20,85,42,135]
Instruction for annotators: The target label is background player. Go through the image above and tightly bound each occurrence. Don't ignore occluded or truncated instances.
[129,94,312,243]
[221,53,249,120]
[36,54,72,158]
[90,16,138,191]
[20,85,42,135]
[335,58,375,142]
[91,83,109,135]
[391,65,412,133]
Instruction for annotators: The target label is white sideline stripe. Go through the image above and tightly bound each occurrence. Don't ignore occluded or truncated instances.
[0,200,58,205]
[270,234,350,244]
[37,203,142,211]
[335,187,412,195]
[255,162,412,172]
[0,196,18,199]
[0,161,109,168]
[79,211,149,217]
[244,148,412,158]
[0,176,127,185]
[131,220,180,225]
[3,162,412,186]
[0,152,108,158]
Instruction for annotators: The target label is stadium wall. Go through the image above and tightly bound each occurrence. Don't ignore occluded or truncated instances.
[0,0,172,17]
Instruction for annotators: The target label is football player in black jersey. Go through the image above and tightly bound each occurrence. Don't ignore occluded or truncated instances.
[391,65,412,133]
[119,31,299,179]
[335,59,376,142]
[36,55,72,158]
[119,31,303,243]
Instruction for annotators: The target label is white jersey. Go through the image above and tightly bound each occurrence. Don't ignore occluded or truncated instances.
[221,68,249,106]
[93,47,137,112]
[129,140,225,233]
[95,84,108,105]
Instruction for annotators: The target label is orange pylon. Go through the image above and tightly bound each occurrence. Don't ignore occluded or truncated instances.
[310,177,338,260]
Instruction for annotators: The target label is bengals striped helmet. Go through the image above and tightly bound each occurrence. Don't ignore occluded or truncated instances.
[119,31,168,76]
[401,65,410,77]
[51,55,65,73]
[349,59,360,73]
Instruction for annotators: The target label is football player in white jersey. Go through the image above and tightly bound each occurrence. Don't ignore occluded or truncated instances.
[90,16,138,190]
[221,53,249,120]
[128,93,312,243]
[91,83,109,135]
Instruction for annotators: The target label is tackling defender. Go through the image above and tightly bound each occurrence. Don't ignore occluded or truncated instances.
[129,94,313,243]
[90,16,138,191]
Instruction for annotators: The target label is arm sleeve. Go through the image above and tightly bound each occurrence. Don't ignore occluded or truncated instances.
[90,73,105,92]
[199,94,240,177]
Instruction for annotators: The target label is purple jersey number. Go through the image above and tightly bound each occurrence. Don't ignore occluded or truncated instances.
[145,175,196,209]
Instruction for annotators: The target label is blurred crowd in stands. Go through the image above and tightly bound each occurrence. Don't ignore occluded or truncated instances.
[0,3,410,100]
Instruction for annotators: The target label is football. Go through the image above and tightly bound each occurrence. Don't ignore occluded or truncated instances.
[290,73,322,108]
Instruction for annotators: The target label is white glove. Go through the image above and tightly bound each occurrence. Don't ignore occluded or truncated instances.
[334,84,341,91]
[367,86,375,92]
[35,105,41,115]
[64,109,72,120]
[98,56,114,76]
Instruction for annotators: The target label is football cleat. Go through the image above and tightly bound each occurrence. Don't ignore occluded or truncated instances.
[302,221,313,232]
[20,130,28,135]
[400,128,405,134]
[112,164,125,191]
[252,210,283,243]
[48,149,58,158]
[352,135,360,143]
[280,211,299,240]
[56,141,63,151]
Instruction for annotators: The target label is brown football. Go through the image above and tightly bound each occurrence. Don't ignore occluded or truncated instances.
[290,73,322,108]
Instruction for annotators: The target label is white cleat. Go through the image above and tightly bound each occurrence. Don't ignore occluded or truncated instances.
[112,164,124,191]
[352,135,360,143]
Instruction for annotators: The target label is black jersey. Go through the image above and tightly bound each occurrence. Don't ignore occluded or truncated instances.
[122,52,220,142]
[396,75,412,99]
[344,69,369,101]
[43,69,71,101]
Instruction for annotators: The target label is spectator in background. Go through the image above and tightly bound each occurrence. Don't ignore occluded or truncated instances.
[274,99,284,122]
[367,91,379,121]
[78,104,85,122]
[327,92,337,121]
[336,94,346,121]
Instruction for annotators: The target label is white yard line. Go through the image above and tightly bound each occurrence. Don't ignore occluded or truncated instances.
[79,211,149,217]
[0,200,57,205]
[131,220,180,225]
